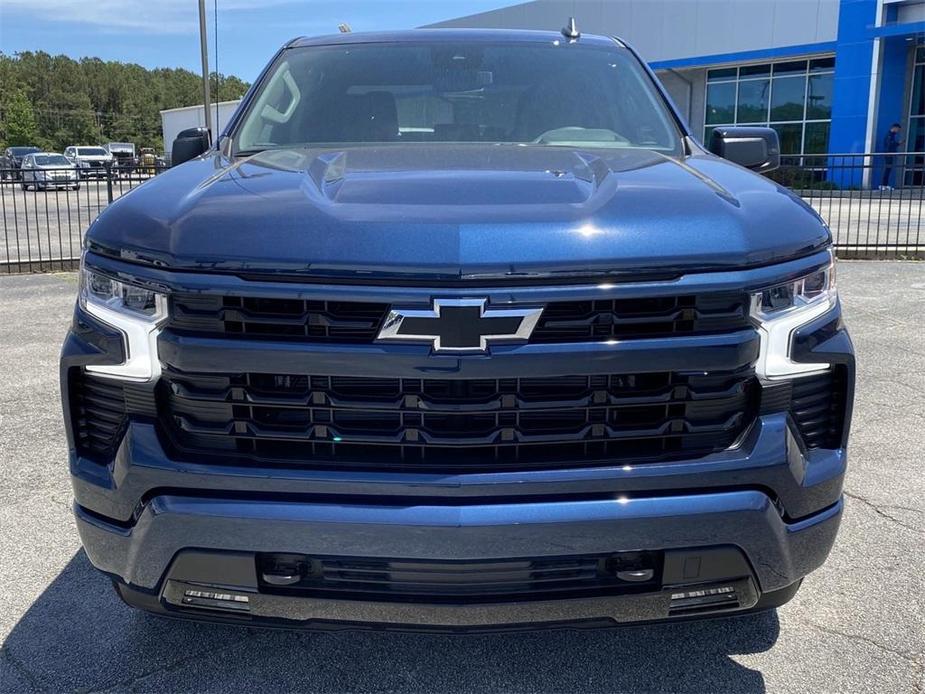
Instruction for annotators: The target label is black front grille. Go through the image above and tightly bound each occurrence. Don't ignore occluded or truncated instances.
[790,367,848,449]
[70,372,127,460]
[160,368,758,472]
[168,292,751,344]
[256,552,661,603]
[530,293,750,342]
[170,295,389,343]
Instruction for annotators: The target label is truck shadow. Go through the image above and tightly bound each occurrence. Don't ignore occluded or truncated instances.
[2,551,778,693]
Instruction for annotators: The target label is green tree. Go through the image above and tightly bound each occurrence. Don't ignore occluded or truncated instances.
[1,87,38,146]
[1,51,249,152]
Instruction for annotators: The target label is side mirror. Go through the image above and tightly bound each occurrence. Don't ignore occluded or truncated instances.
[708,126,780,174]
[171,127,211,166]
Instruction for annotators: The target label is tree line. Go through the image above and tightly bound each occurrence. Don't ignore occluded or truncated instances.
[0,51,249,153]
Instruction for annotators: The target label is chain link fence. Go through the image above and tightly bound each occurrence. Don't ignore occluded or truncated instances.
[2,153,923,274]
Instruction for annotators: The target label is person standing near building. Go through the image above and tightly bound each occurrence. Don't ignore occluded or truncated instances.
[880,123,903,191]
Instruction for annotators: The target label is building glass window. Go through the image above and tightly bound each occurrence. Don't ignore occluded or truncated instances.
[806,74,833,120]
[770,76,806,121]
[736,80,771,123]
[705,82,736,124]
[703,56,834,156]
[804,122,830,154]
[910,64,925,119]
[905,51,925,186]
[772,123,803,155]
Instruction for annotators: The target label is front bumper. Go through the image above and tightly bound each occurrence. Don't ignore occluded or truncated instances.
[35,174,78,187]
[79,169,108,179]
[63,250,854,627]
[71,411,846,626]
[77,487,842,628]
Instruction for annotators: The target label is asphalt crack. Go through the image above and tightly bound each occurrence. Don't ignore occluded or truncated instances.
[84,631,252,693]
[843,490,923,534]
[800,620,924,691]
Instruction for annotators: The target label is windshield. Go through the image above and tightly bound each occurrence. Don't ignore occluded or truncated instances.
[35,155,71,166]
[77,147,107,156]
[11,147,40,156]
[235,41,681,154]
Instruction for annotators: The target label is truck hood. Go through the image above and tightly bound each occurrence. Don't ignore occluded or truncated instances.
[87,145,830,281]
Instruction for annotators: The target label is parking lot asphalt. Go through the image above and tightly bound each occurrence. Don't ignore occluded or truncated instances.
[0,262,923,694]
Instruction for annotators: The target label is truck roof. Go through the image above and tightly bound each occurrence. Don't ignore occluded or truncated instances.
[287,28,621,49]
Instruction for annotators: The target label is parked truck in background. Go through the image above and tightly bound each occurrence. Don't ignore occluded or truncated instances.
[104,142,136,174]
[62,27,854,630]
[64,145,113,179]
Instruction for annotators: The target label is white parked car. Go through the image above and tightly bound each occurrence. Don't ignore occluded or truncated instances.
[20,153,79,191]
[64,145,113,178]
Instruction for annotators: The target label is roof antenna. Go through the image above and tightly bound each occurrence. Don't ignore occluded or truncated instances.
[561,17,580,41]
[338,23,351,33]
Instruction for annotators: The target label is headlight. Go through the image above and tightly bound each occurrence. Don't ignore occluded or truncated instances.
[79,263,167,381]
[751,251,837,379]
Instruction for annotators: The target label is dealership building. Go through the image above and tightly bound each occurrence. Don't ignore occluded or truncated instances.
[430,0,925,160]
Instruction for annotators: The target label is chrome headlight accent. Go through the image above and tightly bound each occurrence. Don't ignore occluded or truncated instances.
[750,250,837,380]
[79,262,168,382]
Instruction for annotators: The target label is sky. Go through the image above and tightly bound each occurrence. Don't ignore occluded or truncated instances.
[0,1,511,81]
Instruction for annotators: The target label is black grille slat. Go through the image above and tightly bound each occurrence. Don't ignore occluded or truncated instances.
[71,372,128,461]
[789,367,847,449]
[531,294,749,342]
[172,414,746,446]
[167,377,748,414]
[168,292,751,344]
[169,295,389,343]
[257,553,662,603]
[161,369,758,472]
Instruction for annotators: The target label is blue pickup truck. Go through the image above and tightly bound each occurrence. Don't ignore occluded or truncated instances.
[61,27,853,629]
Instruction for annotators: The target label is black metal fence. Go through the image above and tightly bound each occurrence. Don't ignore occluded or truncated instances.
[769,152,925,258]
[1,152,924,274]
[1,163,168,273]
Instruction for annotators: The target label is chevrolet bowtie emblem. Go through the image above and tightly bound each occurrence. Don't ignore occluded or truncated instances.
[377,298,543,353]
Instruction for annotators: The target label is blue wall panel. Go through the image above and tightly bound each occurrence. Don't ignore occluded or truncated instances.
[828,0,879,155]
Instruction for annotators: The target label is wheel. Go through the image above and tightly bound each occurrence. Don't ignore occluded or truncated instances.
[21,182,29,191]
[72,184,80,191]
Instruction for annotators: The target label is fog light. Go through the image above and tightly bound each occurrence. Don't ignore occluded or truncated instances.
[669,584,738,614]
[182,588,251,612]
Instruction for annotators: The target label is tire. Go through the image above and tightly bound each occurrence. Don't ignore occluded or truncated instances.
[21,182,29,191]
[72,184,80,191]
